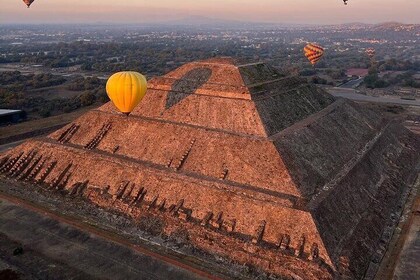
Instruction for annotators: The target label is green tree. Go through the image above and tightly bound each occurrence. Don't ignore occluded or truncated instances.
[79,92,96,106]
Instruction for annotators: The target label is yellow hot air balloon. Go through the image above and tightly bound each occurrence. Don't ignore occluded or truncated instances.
[304,43,324,66]
[106,71,147,115]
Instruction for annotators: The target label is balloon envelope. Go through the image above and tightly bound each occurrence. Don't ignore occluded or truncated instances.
[22,0,35,7]
[106,71,147,115]
[365,48,376,58]
[304,43,324,66]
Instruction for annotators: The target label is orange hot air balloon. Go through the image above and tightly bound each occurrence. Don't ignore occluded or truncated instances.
[106,71,147,116]
[23,0,35,8]
[365,48,376,59]
[304,43,324,66]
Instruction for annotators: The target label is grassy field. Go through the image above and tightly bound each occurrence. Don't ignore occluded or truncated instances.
[27,84,83,100]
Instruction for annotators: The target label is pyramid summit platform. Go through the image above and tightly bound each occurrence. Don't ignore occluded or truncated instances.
[1,58,419,279]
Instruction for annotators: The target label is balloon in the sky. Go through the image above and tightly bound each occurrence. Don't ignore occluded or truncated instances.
[365,48,376,58]
[304,43,324,66]
[23,0,35,8]
[343,0,349,5]
[106,71,147,115]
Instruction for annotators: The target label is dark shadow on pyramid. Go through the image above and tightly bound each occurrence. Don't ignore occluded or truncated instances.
[165,67,212,110]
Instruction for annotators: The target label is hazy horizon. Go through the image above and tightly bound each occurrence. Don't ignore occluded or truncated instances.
[1,0,419,25]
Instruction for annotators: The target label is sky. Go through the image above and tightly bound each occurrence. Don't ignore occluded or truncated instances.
[1,0,419,25]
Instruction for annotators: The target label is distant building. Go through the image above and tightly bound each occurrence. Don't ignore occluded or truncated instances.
[0,109,26,125]
[346,68,369,77]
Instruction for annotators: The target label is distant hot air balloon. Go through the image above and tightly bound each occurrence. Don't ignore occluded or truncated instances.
[304,43,324,66]
[365,48,376,59]
[23,0,35,8]
[106,71,147,116]
[343,0,349,5]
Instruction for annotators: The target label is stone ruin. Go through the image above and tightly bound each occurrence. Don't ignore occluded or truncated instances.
[1,57,419,279]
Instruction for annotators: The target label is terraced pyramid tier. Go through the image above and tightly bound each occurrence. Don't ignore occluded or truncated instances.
[1,58,419,279]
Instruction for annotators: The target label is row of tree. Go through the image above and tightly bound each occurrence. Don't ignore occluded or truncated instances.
[0,71,107,121]
[364,67,420,89]
[0,71,66,91]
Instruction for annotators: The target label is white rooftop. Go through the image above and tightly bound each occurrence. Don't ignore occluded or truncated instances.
[0,109,22,116]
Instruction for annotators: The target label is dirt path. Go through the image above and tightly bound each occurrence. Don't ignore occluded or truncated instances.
[374,177,420,280]
[0,105,97,145]
[388,197,420,280]
[0,192,220,280]
[0,140,26,153]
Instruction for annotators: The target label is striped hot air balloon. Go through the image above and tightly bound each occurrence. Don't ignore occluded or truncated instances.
[22,0,35,8]
[365,48,376,59]
[304,43,325,66]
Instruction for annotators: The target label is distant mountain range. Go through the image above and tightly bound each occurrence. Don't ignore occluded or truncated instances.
[164,15,241,26]
[5,16,418,31]
[370,22,418,31]
[327,22,420,32]
[156,16,317,28]
[156,16,419,31]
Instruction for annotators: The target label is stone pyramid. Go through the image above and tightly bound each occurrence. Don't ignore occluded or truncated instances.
[1,57,419,279]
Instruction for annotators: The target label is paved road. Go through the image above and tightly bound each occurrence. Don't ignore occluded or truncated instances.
[0,195,212,280]
[328,88,420,107]
[339,77,364,89]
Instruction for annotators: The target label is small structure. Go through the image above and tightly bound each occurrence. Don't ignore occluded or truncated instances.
[346,68,369,78]
[0,109,25,125]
